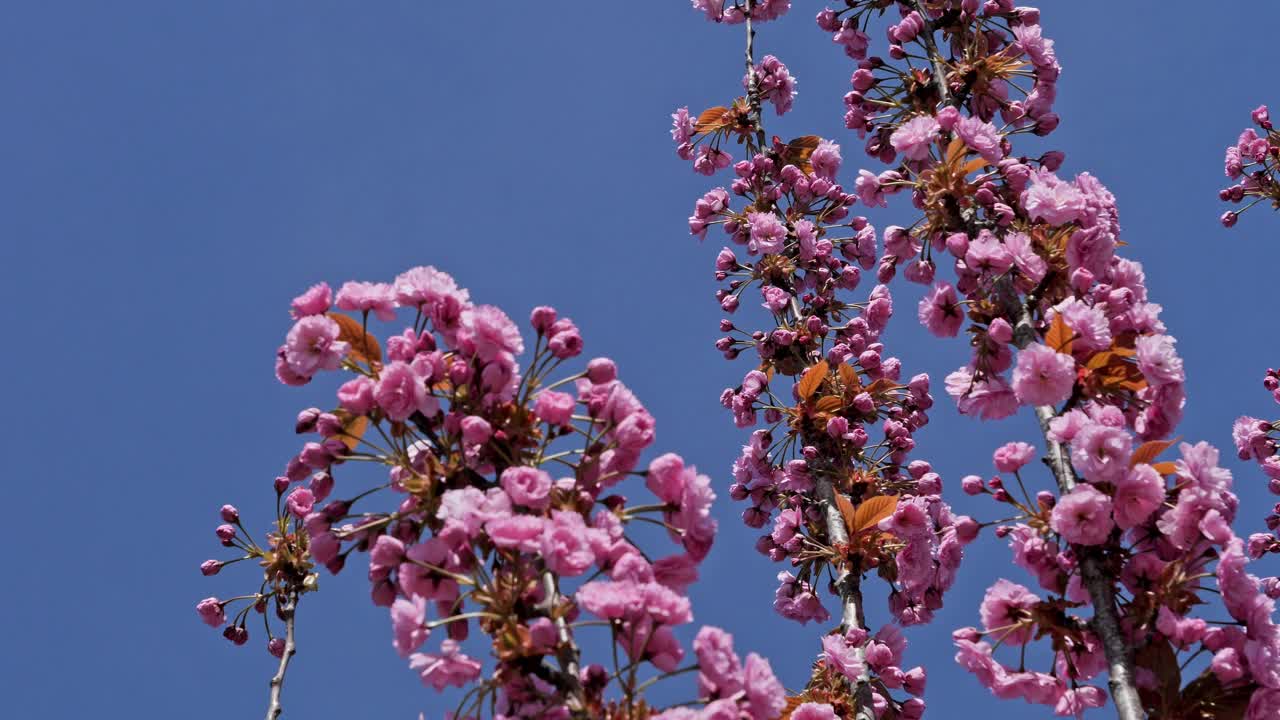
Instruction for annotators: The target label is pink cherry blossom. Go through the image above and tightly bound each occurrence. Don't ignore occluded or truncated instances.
[1051,484,1115,546]
[390,596,429,658]
[500,466,552,510]
[290,282,332,318]
[992,441,1036,473]
[1010,343,1075,407]
[335,281,397,321]
[979,579,1039,645]
[890,115,940,162]
[408,640,482,691]
[1113,464,1165,529]
[283,315,348,378]
[791,703,838,720]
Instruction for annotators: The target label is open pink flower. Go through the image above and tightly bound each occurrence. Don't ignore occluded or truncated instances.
[979,579,1039,645]
[541,511,597,576]
[1011,343,1075,407]
[500,466,552,510]
[335,281,397,321]
[693,626,742,697]
[408,640,481,691]
[992,441,1036,473]
[890,115,940,162]
[283,315,348,378]
[390,596,429,658]
[1050,485,1115,545]
[1113,464,1164,529]
[458,304,523,361]
[918,282,964,338]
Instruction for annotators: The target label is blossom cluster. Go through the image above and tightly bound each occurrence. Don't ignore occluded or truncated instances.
[1219,104,1280,227]
[1234,369,1280,561]
[197,267,788,719]
[675,2,982,716]
[797,2,1279,717]
[690,0,791,26]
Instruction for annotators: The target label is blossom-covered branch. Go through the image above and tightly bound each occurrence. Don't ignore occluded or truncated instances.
[809,2,1279,718]
[1219,104,1279,228]
[678,1,1280,717]
[678,2,968,718]
[196,267,791,719]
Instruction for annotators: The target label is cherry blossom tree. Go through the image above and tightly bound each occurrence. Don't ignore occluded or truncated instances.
[197,269,792,719]
[195,3,1280,719]
[676,1,1279,718]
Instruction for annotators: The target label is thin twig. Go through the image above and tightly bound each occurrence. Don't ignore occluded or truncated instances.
[265,592,298,720]
[906,0,953,106]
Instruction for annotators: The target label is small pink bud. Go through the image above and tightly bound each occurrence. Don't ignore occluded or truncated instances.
[215,524,237,545]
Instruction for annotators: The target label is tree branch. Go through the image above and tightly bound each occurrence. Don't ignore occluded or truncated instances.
[266,592,298,720]
[908,0,1145,706]
[743,0,768,151]
[540,569,584,710]
[1008,298,1145,720]
[907,0,952,106]
[818,478,876,720]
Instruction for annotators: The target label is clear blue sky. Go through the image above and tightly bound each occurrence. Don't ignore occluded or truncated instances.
[3,2,1278,717]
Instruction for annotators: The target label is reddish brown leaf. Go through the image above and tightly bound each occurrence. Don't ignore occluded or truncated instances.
[1130,437,1180,468]
[864,378,900,396]
[1150,461,1178,476]
[797,360,829,401]
[960,156,989,175]
[779,135,822,173]
[338,415,369,452]
[1085,351,1114,370]
[1045,314,1074,354]
[853,495,899,533]
[837,362,861,393]
[813,396,843,414]
[329,312,383,369]
[695,106,733,133]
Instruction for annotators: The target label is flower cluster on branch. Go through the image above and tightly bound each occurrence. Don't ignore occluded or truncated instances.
[677,1,1279,718]
[197,267,790,719]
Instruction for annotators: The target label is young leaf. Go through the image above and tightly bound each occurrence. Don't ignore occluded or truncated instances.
[1150,461,1178,476]
[1130,437,1180,468]
[1085,350,1114,370]
[837,362,862,393]
[1045,314,1074,354]
[695,106,733,133]
[797,360,829,401]
[329,312,383,369]
[864,378,900,397]
[779,135,821,173]
[338,415,368,453]
[960,156,990,176]
[853,495,899,533]
[813,396,843,414]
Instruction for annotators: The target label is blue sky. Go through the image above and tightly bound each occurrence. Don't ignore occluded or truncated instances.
[3,2,1279,718]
